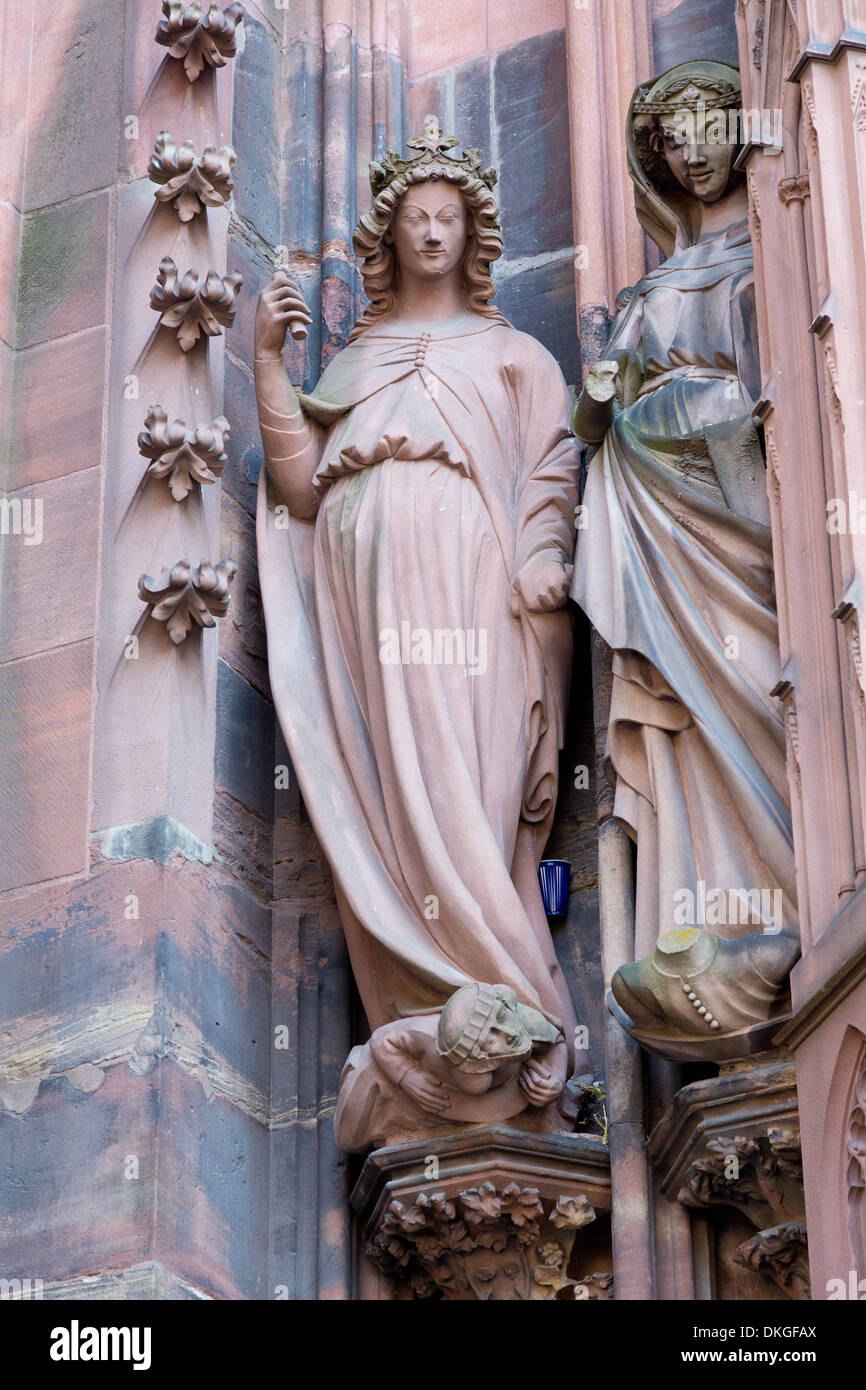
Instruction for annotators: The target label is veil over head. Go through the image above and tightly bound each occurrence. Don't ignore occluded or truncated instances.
[627,60,744,256]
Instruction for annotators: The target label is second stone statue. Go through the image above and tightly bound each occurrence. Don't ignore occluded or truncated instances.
[254,118,586,1152]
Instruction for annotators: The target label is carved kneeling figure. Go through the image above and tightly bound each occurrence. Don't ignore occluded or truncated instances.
[335,982,568,1153]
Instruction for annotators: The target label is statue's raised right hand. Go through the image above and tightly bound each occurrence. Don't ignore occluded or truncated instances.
[255,271,313,359]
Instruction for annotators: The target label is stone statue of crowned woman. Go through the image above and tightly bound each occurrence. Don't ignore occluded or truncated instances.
[572,62,800,1060]
[254,119,586,1150]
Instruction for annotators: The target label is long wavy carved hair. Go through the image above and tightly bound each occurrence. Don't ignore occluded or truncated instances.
[349,164,507,341]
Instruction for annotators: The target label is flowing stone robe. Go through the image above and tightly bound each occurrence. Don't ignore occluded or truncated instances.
[571,221,797,958]
[257,311,580,1038]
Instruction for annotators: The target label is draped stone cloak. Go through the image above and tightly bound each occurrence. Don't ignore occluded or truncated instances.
[571,222,797,958]
[257,312,580,1035]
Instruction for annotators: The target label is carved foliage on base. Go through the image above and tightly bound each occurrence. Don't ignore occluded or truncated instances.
[138,558,237,644]
[150,257,242,352]
[848,1053,866,1191]
[734,1221,809,1300]
[679,1127,808,1298]
[368,1183,605,1301]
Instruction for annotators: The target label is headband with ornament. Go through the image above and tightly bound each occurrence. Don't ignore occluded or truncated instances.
[632,68,741,118]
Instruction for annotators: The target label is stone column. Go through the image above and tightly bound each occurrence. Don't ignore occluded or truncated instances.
[735,0,866,1300]
[565,0,655,1302]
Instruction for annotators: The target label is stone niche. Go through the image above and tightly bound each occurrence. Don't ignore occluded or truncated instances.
[648,1052,807,1300]
[353,1126,612,1300]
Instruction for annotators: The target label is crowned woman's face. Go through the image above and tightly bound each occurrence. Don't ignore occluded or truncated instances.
[390,180,469,281]
[659,119,735,204]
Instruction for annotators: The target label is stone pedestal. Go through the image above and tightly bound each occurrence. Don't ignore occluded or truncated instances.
[352,1126,612,1300]
[647,1053,807,1299]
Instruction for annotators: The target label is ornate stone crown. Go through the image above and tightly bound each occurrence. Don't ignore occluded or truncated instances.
[368,116,498,197]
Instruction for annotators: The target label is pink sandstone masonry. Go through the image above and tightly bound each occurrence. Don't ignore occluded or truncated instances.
[0,0,864,1318]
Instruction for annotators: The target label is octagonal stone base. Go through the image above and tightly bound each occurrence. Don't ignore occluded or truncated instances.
[352,1125,612,1300]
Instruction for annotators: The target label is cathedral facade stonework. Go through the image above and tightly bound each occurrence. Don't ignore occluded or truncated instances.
[1,0,865,1313]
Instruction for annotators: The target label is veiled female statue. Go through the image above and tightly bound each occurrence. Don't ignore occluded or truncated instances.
[571,63,800,1059]
[254,120,585,1148]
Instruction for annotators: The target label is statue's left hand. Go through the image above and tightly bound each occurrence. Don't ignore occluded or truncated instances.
[514,551,573,613]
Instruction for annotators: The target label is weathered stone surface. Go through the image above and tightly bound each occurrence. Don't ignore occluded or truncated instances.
[406,0,485,78]
[494,31,572,261]
[273,814,338,905]
[226,233,274,373]
[95,815,214,866]
[218,492,270,697]
[0,1065,157,1282]
[213,787,273,902]
[153,1061,270,1299]
[0,849,272,1299]
[0,1,30,208]
[404,71,448,138]
[486,0,564,52]
[4,328,106,490]
[230,16,282,248]
[22,0,125,210]
[15,192,110,350]
[0,854,271,1110]
[651,0,739,75]
[268,895,353,1298]
[0,1060,270,1298]
[0,468,100,662]
[454,57,491,163]
[0,642,93,892]
[495,253,580,385]
[0,202,19,346]
[221,356,262,516]
[281,39,324,262]
[214,659,275,821]
[36,1261,212,1301]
